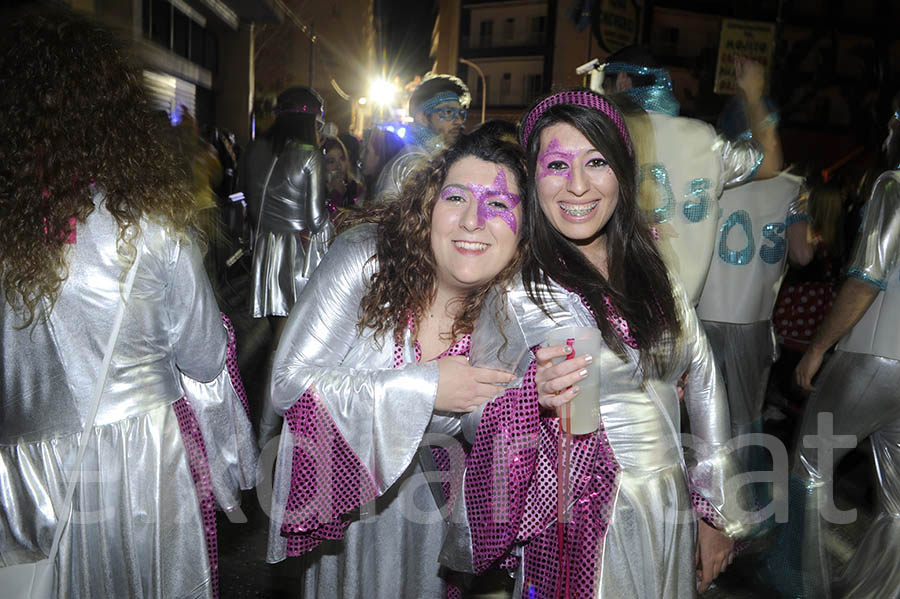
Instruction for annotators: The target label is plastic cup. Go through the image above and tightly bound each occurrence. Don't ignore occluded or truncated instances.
[545,326,603,435]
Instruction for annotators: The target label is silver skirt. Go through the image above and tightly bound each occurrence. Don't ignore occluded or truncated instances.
[250,227,331,318]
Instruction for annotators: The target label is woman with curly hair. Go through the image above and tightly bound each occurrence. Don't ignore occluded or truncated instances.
[265,130,526,598]
[451,90,749,598]
[0,11,256,598]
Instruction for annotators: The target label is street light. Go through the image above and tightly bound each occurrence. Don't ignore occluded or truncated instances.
[459,58,486,124]
[369,78,397,107]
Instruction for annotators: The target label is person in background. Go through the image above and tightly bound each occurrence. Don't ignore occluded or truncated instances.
[322,134,362,218]
[783,93,900,599]
[238,86,331,446]
[696,97,814,497]
[601,45,783,305]
[374,74,471,203]
[239,85,331,325]
[0,11,257,598]
[359,126,405,203]
[266,130,526,598]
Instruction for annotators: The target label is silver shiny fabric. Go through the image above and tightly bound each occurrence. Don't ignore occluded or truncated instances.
[791,351,900,599]
[838,170,900,361]
[785,171,900,598]
[464,273,748,597]
[701,320,776,464]
[267,224,463,598]
[0,197,254,598]
[371,147,430,203]
[241,139,333,317]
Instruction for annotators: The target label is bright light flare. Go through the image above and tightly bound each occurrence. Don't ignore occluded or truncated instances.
[369,78,397,107]
[358,97,368,105]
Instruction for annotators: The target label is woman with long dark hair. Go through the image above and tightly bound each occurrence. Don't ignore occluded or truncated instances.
[0,11,256,598]
[240,86,331,323]
[454,90,748,598]
[265,130,528,598]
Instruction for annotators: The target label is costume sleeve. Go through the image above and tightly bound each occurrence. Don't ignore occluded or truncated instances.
[715,134,766,189]
[179,315,259,511]
[270,224,440,493]
[846,171,900,290]
[678,278,750,538]
[168,234,227,382]
[166,235,257,510]
[297,147,330,234]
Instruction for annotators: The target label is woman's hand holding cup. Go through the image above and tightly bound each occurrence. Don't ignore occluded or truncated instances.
[534,344,593,409]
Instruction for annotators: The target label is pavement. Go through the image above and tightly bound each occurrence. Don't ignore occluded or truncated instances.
[214,291,878,599]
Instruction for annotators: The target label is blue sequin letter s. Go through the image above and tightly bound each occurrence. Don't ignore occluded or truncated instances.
[640,163,674,223]
[760,222,786,264]
[718,210,755,265]
[682,178,712,222]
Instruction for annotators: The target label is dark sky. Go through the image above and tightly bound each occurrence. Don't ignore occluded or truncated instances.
[382,0,436,81]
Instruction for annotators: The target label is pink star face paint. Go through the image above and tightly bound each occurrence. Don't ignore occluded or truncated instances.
[440,167,522,234]
[537,138,577,182]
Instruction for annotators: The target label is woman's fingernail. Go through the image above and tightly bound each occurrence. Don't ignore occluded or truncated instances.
[571,386,580,395]
[584,354,593,363]
[578,369,588,378]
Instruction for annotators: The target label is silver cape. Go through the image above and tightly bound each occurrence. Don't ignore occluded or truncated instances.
[0,196,257,598]
[241,138,333,317]
[267,224,466,598]
[450,273,748,598]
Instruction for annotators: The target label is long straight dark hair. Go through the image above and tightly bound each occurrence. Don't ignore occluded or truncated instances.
[521,97,681,368]
[265,112,318,156]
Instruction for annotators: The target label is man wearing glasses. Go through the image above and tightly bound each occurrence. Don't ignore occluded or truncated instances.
[409,74,470,147]
[371,75,471,203]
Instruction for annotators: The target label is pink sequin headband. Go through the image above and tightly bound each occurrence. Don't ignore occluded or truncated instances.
[519,90,632,154]
[274,104,323,116]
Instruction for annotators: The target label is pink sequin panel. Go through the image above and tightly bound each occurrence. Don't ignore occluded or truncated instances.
[281,332,471,556]
[282,388,379,555]
[465,357,622,598]
[221,314,250,418]
[173,397,219,599]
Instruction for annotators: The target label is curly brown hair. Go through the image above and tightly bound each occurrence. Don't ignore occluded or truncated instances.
[0,10,197,326]
[342,131,528,343]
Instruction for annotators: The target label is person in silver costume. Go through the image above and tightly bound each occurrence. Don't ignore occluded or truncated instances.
[240,85,332,322]
[0,11,256,598]
[372,74,471,203]
[600,46,783,305]
[782,95,900,598]
[448,90,750,598]
[265,131,526,597]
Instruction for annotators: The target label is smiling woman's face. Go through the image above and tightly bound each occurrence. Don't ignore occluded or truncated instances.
[430,156,522,296]
[535,122,620,244]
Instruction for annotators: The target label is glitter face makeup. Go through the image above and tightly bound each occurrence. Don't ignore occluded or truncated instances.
[440,167,522,234]
[431,156,523,294]
[537,138,577,182]
[535,123,620,248]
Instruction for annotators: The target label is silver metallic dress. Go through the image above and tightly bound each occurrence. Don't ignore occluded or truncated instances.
[454,273,749,598]
[0,197,258,598]
[242,138,333,317]
[786,170,900,599]
[267,224,466,598]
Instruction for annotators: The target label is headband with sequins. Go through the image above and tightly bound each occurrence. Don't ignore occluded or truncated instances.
[519,90,631,154]
[274,104,324,116]
[419,92,462,113]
